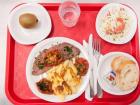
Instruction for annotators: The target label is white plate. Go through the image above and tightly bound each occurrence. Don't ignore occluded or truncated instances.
[8,3,52,45]
[97,52,139,95]
[26,37,91,102]
[96,3,137,44]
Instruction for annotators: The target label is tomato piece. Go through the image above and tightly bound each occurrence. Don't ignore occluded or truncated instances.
[114,18,125,33]
[75,58,89,76]
[105,17,125,35]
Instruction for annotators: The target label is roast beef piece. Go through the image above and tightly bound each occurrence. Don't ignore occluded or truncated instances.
[32,42,80,75]
[32,66,51,75]
[41,42,80,59]
[60,42,80,59]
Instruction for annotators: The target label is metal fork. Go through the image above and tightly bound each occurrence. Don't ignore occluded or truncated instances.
[93,39,103,98]
[93,39,101,65]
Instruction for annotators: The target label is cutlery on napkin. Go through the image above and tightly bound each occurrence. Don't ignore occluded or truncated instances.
[83,40,94,101]
[88,34,98,96]
[83,34,97,100]
[84,34,103,101]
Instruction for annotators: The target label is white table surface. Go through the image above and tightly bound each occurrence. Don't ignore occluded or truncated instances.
[0,0,139,105]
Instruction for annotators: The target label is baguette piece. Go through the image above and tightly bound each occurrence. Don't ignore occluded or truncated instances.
[115,63,139,90]
[111,56,129,73]
[111,56,139,91]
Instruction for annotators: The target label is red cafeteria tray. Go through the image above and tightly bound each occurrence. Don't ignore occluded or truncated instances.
[5,3,140,105]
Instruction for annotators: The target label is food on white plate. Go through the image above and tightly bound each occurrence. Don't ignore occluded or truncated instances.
[100,7,130,41]
[33,42,89,100]
[36,58,89,100]
[96,3,137,44]
[26,37,91,102]
[8,3,52,44]
[106,56,139,91]
[32,42,80,75]
[19,13,38,28]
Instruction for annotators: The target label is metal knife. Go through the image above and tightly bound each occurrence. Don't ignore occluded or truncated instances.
[83,40,94,100]
[88,34,98,96]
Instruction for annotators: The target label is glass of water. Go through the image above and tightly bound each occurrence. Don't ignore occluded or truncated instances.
[58,0,81,27]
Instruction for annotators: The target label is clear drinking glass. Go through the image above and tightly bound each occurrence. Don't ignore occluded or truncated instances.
[58,0,81,27]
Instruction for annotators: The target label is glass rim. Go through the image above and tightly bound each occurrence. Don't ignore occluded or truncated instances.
[58,0,81,20]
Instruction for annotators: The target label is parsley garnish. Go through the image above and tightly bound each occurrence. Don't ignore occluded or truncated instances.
[37,82,47,91]
[38,63,44,69]
[77,64,83,75]
[64,46,73,55]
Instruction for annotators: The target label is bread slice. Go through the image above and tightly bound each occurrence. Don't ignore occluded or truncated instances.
[111,56,129,73]
[116,60,135,74]
[115,62,139,91]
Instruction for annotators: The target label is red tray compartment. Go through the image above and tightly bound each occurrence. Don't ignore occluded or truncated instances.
[5,3,140,105]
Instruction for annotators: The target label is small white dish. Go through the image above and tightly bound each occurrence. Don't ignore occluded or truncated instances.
[26,37,91,102]
[97,52,139,95]
[8,3,52,45]
[96,3,137,44]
